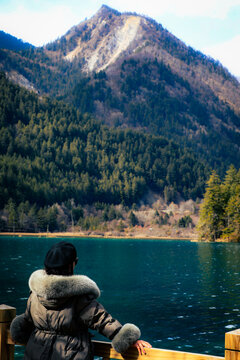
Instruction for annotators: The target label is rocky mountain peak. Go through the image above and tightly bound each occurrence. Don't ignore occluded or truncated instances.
[54,5,240,115]
[63,7,143,72]
[95,4,121,18]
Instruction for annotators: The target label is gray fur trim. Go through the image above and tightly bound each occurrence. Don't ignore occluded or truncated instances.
[112,323,141,353]
[10,314,33,344]
[29,270,101,299]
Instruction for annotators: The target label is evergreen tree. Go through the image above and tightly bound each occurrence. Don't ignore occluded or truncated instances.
[197,166,240,241]
[5,198,17,232]
[128,211,138,227]
[223,186,240,240]
[178,215,193,228]
[231,187,240,235]
[221,165,239,236]
[197,171,224,241]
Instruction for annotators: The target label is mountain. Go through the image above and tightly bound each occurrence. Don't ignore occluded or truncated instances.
[0,30,33,51]
[1,5,240,172]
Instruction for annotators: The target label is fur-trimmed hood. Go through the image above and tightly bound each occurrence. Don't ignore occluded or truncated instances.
[29,270,101,300]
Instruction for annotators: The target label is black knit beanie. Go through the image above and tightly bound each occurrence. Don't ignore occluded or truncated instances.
[44,241,77,269]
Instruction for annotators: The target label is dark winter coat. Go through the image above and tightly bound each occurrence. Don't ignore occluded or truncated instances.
[10,270,140,360]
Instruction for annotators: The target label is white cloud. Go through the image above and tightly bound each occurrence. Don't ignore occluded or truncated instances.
[0,4,81,45]
[202,35,240,77]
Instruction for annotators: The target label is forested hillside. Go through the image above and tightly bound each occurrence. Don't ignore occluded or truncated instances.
[63,59,240,171]
[0,72,209,207]
[0,72,209,230]
[0,6,240,174]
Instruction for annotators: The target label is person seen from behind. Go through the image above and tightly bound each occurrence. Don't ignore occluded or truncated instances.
[10,241,151,359]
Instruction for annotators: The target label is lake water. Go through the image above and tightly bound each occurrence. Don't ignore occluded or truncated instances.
[0,236,240,358]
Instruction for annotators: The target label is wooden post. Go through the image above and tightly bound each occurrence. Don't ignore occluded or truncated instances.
[0,305,16,360]
[225,329,240,360]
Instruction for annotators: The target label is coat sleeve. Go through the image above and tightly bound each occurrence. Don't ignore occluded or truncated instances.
[10,295,34,344]
[77,298,141,353]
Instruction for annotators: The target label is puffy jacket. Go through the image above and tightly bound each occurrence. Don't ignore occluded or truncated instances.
[10,270,140,360]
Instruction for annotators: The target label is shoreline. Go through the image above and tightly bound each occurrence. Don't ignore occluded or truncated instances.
[0,231,196,241]
[0,232,235,243]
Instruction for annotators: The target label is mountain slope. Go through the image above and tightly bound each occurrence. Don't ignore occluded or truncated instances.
[0,5,240,172]
[0,31,33,51]
[54,5,240,113]
[0,72,209,211]
[64,56,240,170]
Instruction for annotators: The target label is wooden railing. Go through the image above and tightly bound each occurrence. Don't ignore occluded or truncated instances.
[0,304,239,360]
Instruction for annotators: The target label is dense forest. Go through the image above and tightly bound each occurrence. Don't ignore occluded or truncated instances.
[4,47,239,175]
[63,59,240,173]
[0,72,209,232]
[197,165,240,242]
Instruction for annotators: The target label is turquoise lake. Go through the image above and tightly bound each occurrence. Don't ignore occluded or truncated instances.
[0,236,240,358]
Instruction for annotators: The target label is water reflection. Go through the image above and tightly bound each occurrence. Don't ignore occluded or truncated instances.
[197,243,240,335]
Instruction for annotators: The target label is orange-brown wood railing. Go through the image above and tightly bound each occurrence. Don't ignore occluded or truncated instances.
[1,304,239,360]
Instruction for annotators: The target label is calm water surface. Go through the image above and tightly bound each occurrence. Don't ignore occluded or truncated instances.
[0,236,240,358]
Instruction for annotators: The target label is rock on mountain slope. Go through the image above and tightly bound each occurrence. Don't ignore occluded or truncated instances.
[64,8,143,72]
[42,6,147,78]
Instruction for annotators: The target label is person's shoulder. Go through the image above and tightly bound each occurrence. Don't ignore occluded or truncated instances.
[28,270,101,300]
[71,275,101,299]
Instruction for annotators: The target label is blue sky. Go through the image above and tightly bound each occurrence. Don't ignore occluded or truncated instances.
[0,0,240,77]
